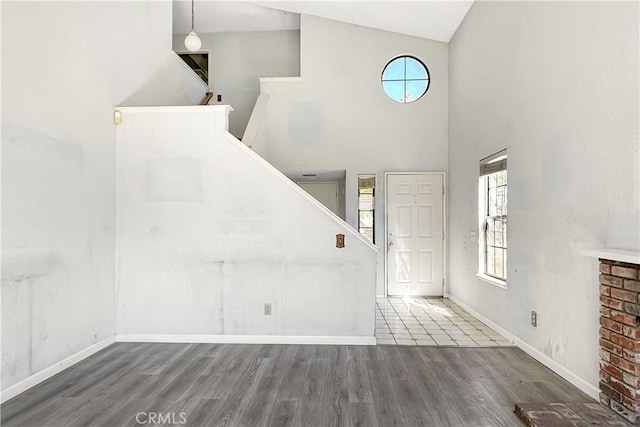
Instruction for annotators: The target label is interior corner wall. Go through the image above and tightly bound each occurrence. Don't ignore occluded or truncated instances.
[1,1,201,391]
[172,30,301,139]
[448,1,639,390]
[260,15,449,295]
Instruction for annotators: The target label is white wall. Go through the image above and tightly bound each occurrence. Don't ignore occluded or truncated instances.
[259,15,449,295]
[1,1,202,391]
[172,30,300,138]
[448,1,639,392]
[115,107,377,338]
[298,182,341,218]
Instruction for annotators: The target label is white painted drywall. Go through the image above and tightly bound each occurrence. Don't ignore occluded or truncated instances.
[115,106,377,338]
[172,30,300,138]
[1,1,203,390]
[298,182,340,217]
[173,1,300,35]
[289,169,347,220]
[448,1,639,391]
[259,15,449,295]
[245,1,472,43]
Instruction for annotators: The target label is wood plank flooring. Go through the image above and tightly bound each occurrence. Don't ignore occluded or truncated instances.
[1,343,594,427]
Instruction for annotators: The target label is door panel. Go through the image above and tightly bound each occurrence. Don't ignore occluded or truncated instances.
[418,205,433,237]
[418,183,433,195]
[397,251,411,283]
[387,173,444,296]
[419,250,433,283]
[397,205,412,237]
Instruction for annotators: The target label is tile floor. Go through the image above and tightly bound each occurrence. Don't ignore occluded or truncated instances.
[376,297,513,346]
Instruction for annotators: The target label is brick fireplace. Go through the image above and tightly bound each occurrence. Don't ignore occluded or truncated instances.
[596,254,640,423]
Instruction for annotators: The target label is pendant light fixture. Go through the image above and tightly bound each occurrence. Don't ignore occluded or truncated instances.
[184,0,202,52]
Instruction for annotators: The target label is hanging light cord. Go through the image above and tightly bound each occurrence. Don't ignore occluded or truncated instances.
[191,0,195,31]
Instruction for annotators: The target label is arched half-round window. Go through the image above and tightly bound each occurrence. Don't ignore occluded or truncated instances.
[381,56,430,103]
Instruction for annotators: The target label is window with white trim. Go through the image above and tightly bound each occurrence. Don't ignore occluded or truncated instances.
[358,175,375,243]
[381,56,430,103]
[479,150,507,284]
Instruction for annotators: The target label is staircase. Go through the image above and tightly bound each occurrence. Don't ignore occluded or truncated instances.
[114,105,377,343]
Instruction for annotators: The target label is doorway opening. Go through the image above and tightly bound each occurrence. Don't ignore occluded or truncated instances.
[287,169,346,220]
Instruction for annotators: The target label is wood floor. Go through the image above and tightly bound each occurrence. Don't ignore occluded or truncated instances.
[1,343,593,427]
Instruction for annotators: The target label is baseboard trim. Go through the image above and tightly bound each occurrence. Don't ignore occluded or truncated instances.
[448,294,599,401]
[116,334,377,346]
[0,335,117,404]
[512,334,600,401]
[446,294,516,345]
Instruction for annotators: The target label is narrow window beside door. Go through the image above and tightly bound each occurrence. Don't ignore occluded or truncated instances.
[358,175,375,243]
[478,150,507,285]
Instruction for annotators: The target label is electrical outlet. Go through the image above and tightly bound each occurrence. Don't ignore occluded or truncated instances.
[531,310,537,327]
[264,303,272,316]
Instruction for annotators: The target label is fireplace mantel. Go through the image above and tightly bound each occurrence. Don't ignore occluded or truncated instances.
[581,248,640,264]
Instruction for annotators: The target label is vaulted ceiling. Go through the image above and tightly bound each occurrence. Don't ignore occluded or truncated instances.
[173,0,474,43]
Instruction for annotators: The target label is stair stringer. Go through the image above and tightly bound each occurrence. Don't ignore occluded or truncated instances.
[226,130,376,249]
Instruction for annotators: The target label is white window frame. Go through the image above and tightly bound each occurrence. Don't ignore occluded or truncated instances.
[477,150,508,288]
[358,175,375,244]
[381,55,430,104]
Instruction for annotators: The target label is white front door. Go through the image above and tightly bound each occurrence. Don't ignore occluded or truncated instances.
[386,173,444,296]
